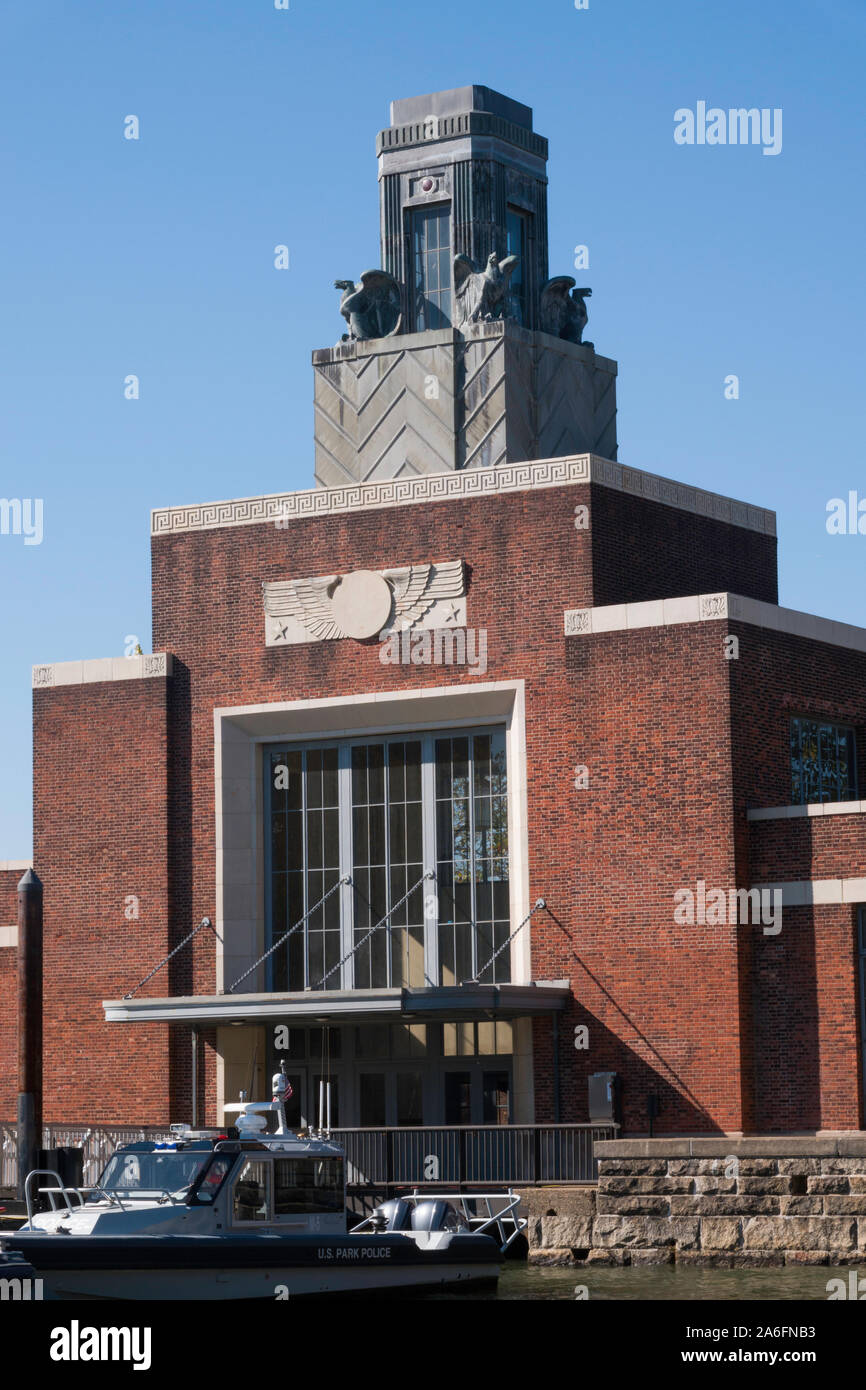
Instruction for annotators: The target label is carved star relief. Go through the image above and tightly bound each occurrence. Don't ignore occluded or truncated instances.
[263,561,466,645]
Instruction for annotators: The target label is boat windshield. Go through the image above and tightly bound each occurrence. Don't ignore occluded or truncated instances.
[95,1148,213,1199]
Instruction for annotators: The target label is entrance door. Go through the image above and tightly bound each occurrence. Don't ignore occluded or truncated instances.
[358,1072,387,1127]
[444,1071,473,1124]
[482,1070,511,1125]
[444,1066,511,1123]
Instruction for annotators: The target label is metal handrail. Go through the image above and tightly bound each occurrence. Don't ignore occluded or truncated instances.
[351,1187,527,1254]
[77,1182,128,1211]
[24,1169,86,1224]
[333,1121,619,1186]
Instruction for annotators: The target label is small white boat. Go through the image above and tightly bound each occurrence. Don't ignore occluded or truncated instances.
[2,1074,524,1300]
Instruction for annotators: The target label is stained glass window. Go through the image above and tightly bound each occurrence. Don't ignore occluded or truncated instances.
[790,718,857,804]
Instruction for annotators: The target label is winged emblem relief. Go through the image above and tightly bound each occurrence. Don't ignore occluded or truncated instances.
[262,560,467,647]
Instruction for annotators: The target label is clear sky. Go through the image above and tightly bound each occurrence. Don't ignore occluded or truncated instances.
[1,0,864,856]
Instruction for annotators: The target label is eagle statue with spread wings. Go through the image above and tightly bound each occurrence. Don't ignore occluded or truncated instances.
[263,561,466,644]
[453,252,520,327]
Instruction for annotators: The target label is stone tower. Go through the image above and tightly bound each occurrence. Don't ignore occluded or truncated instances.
[313,85,617,488]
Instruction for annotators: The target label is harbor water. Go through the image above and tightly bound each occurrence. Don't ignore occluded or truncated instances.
[445,1261,855,1300]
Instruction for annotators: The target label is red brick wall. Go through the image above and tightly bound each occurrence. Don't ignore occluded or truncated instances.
[0,866,23,927]
[0,868,22,1121]
[749,813,866,884]
[746,904,861,1132]
[33,679,175,1123]
[589,485,778,608]
[730,624,866,1131]
[0,950,15,1121]
[32,474,863,1135]
[0,861,29,1123]
[148,486,773,1129]
[542,621,743,1132]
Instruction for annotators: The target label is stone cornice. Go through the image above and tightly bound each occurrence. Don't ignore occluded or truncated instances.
[564,592,866,654]
[151,455,777,539]
[32,653,173,690]
[376,110,549,161]
[748,800,866,821]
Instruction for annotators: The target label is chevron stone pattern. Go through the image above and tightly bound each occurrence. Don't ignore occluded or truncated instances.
[314,336,458,488]
[312,322,618,488]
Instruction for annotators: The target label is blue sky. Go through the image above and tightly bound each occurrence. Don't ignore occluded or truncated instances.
[1,0,864,855]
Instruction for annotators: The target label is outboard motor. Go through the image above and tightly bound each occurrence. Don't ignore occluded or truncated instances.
[370,1197,413,1231]
[410,1199,468,1233]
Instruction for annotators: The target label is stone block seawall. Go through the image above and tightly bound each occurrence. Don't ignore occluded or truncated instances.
[527,1137,866,1266]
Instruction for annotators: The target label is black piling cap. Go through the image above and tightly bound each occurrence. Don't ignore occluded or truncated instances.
[17,867,43,893]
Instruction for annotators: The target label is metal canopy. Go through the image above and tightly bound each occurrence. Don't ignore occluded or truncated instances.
[102,981,570,1027]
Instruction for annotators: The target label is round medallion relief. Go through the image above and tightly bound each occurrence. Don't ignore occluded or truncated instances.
[331,569,393,639]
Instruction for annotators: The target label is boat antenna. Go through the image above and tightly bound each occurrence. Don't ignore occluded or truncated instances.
[318,1024,331,1136]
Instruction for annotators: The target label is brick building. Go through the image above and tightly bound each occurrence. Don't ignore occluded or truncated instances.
[2,87,865,1138]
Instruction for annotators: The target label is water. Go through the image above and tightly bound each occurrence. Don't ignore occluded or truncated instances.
[461,1262,850,1300]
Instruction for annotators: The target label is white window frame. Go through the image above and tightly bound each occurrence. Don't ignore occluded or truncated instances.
[213,681,530,1004]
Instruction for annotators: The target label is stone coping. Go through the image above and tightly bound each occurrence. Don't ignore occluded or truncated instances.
[312,322,618,375]
[748,876,866,906]
[565,591,866,655]
[32,653,173,690]
[595,1135,866,1159]
[152,455,776,538]
[748,800,866,821]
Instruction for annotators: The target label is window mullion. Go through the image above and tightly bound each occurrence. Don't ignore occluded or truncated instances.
[339,744,353,991]
[422,733,437,987]
[264,749,274,993]
[468,736,477,982]
[384,746,392,989]
[302,750,309,991]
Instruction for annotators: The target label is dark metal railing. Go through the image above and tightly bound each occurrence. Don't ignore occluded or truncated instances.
[0,1123,168,1190]
[1,1121,617,1191]
[331,1124,618,1187]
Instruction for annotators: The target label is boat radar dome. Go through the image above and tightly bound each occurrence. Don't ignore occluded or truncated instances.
[236,1110,268,1134]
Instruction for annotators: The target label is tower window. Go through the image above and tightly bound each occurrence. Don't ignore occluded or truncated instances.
[790,717,857,804]
[506,206,530,326]
[410,204,451,331]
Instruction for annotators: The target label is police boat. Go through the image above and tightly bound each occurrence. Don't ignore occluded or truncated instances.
[1,1068,524,1300]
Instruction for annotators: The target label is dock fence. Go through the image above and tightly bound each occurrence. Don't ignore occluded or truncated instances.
[0,1121,617,1190]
